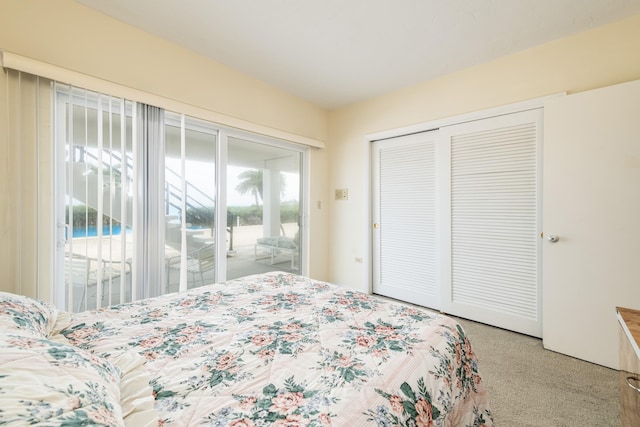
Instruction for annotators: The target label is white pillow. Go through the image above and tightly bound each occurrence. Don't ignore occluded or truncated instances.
[0,334,125,425]
[0,291,59,338]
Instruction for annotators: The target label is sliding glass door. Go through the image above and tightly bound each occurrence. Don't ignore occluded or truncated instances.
[54,86,307,312]
[226,136,302,280]
[164,114,217,293]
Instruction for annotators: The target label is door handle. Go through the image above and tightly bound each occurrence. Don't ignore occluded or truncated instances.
[56,222,69,248]
[547,234,559,243]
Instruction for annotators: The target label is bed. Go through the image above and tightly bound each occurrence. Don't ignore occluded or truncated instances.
[0,272,493,426]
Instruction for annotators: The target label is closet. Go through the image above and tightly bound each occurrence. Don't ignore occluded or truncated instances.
[372,108,542,337]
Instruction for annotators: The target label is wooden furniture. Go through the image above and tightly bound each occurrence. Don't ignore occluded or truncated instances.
[617,307,640,426]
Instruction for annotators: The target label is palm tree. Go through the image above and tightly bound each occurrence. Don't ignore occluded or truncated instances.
[235,169,286,206]
[235,169,264,206]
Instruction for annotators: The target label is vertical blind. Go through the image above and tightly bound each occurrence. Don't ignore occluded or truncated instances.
[0,69,52,299]
[55,85,222,311]
[56,86,136,311]
[135,104,166,300]
[56,84,221,311]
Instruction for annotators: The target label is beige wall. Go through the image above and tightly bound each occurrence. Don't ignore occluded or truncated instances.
[327,13,640,290]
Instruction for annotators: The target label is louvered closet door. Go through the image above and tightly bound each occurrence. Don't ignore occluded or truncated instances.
[372,131,440,309]
[440,109,542,337]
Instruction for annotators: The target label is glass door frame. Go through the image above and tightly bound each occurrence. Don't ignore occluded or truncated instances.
[217,126,309,281]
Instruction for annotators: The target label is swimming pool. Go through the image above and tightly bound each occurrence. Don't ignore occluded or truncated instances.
[72,224,128,238]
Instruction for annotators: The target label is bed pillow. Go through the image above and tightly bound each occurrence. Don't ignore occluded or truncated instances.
[0,334,125,425]
[0,291,58,337]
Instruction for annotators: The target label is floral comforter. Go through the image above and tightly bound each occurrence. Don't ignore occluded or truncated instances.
[59,272,493,426]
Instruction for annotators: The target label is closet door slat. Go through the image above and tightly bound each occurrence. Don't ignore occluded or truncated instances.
[372,131,440,309]
[441,109,542,337]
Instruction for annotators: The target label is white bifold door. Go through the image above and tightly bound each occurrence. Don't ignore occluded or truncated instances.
[373,109,542,337]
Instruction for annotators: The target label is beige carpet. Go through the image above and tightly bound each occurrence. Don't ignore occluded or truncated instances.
[456,317,620,426]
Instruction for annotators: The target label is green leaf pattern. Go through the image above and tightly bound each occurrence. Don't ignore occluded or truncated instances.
[206,377,336,426]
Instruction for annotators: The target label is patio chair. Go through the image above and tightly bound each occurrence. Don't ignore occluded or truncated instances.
[254,235,298,270]
[69,254,131,311]
[166,243,215,289]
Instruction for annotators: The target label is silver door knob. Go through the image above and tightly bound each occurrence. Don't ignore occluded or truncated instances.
[547,234,559,243]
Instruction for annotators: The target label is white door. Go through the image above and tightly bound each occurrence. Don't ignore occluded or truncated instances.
[439,109,543,337]
[372,131,440,309]
[543,80,640,369]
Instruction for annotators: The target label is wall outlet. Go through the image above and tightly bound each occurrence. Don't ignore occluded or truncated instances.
[355,257,363,263]
[335,188,348,200]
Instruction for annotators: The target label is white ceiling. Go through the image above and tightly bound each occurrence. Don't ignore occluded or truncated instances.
[75,0,640,110]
